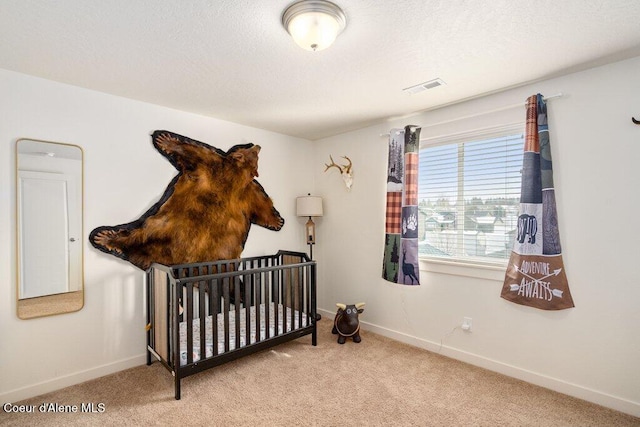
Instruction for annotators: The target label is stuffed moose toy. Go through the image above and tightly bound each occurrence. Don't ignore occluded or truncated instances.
[332,302,365,344]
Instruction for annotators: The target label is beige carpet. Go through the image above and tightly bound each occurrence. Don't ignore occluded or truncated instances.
[2,321,638,426]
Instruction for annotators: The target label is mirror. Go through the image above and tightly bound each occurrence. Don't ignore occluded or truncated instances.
[16,138,84,319]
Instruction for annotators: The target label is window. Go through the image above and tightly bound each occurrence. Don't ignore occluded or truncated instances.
[418,124,524,266]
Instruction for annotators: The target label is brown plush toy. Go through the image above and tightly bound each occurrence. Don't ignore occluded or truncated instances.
[90,130,284,270]
[332,303,365,344]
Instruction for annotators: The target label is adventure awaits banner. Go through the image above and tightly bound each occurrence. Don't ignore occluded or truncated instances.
[501,94,574,310]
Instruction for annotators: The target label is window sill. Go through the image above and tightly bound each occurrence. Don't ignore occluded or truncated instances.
[419,257,507,282]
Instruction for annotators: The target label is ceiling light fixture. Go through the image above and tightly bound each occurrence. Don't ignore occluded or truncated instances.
[282,0,346,52]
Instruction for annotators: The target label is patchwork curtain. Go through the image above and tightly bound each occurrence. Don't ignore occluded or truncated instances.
[501,94,574,309]
[382,125,421,285]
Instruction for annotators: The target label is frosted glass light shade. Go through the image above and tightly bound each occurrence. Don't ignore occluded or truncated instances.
[282,0,346,51]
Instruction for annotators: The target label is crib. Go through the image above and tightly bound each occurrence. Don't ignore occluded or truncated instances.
[145,250,317,399]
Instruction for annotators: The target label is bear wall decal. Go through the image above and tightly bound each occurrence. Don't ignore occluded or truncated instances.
[89,130,284,270]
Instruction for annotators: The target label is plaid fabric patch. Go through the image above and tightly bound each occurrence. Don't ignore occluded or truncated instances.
[524,95,539,153]
[403,153,418,205]
[385,192,402,233]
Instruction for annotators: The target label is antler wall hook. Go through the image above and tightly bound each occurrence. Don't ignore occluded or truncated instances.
[632,117,640,125]
[324,155,353,190]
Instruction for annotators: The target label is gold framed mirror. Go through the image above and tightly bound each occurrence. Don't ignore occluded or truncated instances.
[16,138,84,319]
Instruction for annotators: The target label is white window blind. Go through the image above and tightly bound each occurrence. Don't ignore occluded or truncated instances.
[418,125,524,265]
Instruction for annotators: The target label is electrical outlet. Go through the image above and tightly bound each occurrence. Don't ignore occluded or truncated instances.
[462,317,472,332]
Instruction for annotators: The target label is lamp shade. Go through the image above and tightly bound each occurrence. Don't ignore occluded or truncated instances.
[296,195,323,217]
[282,0,346,51]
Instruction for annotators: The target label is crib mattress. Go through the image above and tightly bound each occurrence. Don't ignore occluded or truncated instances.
[178,303,307,366]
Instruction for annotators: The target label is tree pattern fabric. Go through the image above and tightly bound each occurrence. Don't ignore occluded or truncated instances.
[383,125,421,285]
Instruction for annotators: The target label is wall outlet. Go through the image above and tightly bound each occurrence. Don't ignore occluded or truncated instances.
[462,317,472,332]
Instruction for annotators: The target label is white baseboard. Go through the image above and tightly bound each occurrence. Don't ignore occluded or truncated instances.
[317,308,640,418]
[1,354,147,404]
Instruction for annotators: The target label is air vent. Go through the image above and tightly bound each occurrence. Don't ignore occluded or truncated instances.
[403,78,446,94]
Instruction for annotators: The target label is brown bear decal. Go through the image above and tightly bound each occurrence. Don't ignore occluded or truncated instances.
[89,130,284,270]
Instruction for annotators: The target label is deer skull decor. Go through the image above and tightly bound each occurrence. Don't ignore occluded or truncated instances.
[324,155,353,190]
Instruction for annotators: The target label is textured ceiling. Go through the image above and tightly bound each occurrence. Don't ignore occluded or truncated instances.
[2,0,640,140]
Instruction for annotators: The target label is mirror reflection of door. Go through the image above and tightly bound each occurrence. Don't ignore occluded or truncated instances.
[18,171,81,298]
[16,138,84,319]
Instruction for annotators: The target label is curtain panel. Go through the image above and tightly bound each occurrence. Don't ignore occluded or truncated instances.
[382,125,421,285]
[501,94,574,310]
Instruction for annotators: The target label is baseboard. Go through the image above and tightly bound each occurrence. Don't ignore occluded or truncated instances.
[1,354,147,404]
[317,308,640,418]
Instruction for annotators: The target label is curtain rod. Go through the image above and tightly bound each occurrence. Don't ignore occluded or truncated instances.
[380,93,563,137]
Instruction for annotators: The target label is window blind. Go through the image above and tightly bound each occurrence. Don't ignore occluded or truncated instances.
[418,130,524,264]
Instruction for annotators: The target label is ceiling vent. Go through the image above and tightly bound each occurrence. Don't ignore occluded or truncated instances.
[403,78,446,94]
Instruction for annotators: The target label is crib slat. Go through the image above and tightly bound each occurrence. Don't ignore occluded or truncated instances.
[256,274,272,340]
[186,283,194,365]
[273,269,278,332]
[283,268,289,334]
[199,281,206,362]
[298,266,303,329]
[289,269,295,332]
[306,265,312,324]
[223,277,230,353]
[255,271,261,340]
[273,268,280,336]
[211,279,219,356]
[234,276,241,350]
[244,272,251,346]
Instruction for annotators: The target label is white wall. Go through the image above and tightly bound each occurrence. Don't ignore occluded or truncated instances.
[0,69,314,402]
[314,56,640,417]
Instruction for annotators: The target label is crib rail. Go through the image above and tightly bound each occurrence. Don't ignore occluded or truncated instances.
[146,250,317,399]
